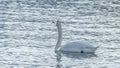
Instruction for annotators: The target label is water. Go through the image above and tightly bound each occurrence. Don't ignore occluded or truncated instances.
[0,0,120,68]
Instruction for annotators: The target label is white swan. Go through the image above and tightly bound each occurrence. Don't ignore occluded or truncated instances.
[53,19,100,53]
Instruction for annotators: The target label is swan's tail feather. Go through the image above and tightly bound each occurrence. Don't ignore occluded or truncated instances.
[95,45,101,50]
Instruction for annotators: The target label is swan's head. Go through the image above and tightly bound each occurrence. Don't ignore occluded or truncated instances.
[52,19,59,26]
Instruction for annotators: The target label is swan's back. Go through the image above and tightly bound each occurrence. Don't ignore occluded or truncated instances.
[60,41,97,53]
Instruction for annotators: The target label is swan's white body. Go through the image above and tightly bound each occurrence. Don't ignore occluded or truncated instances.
[60,41,98,53]
[53,20,99,53]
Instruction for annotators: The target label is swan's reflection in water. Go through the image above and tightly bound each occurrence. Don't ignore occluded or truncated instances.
[61,52,97,59]
[56,51,62,68]
[55,51,97,68]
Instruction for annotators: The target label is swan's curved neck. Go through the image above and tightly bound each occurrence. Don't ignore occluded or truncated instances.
[55,22,62,51]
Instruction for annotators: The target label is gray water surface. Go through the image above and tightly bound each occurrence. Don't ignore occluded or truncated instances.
[0,0,120,68]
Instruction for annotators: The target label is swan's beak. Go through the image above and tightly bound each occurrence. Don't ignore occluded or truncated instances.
[52,21,56,26]
[52,21,55,24]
